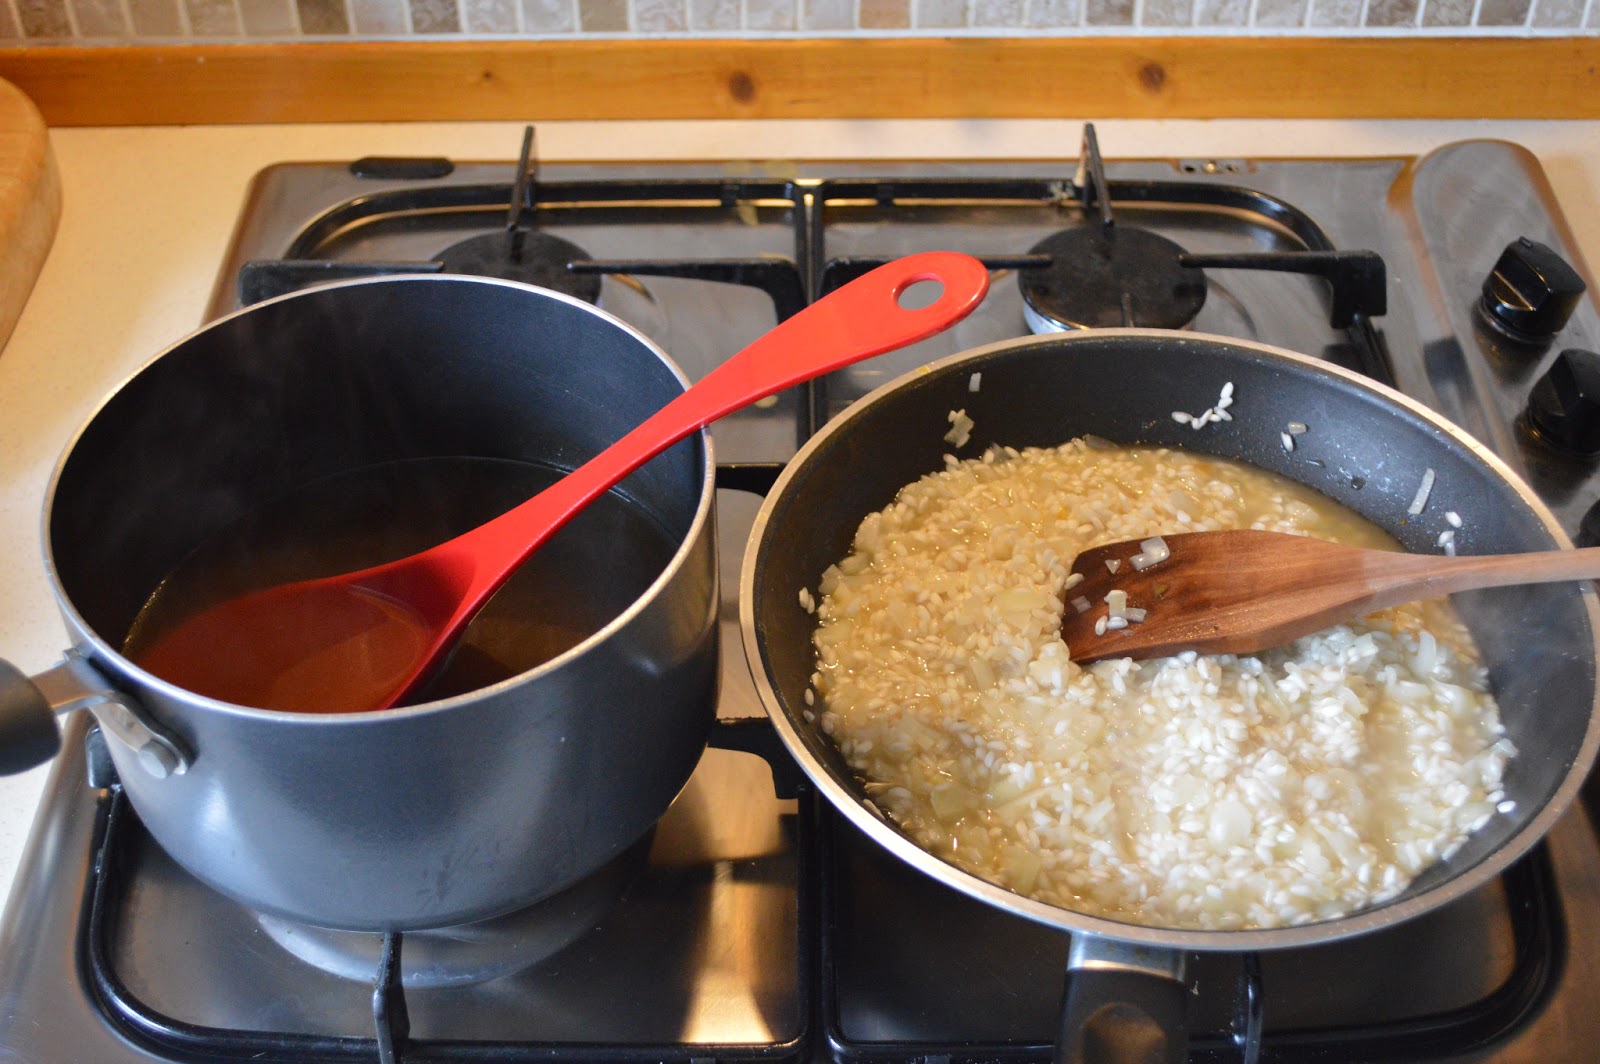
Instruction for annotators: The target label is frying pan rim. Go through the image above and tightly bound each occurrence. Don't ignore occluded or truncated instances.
[41,272,718,725]
[738,326,1600,952]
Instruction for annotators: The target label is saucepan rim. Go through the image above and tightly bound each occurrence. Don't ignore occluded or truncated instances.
[40,273,718,724]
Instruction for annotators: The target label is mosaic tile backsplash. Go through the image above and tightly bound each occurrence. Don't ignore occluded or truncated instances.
[2,0,1595,43]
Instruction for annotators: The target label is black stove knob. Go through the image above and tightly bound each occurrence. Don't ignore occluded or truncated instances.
[1479,237,1587,343]
[1579,498,1600,548]
[1528,349,1600,456]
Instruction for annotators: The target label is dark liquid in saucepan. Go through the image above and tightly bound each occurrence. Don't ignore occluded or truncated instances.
[122,457,681,714]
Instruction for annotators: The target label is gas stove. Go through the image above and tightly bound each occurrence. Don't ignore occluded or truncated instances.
[3,126,1600,1064]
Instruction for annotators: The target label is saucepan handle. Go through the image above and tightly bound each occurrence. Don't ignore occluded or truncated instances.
[1054,939,1189,1064]
[0,659,62,773]
[0,652,190,778]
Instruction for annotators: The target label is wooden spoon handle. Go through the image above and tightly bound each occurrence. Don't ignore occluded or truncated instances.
[1065,530,1600,664]
[1365,544,1600,609]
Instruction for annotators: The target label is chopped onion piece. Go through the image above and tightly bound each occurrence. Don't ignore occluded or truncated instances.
[1105,559,1121,574]
[1130,536,1170,571]
[1124,607,1147,623]
[968,372,983,393]
[944,408,974,448]
[1105,589,1128,616]
[1071,595,1092,614]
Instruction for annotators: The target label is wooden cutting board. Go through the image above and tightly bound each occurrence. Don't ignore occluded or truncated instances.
[0,77,58,356]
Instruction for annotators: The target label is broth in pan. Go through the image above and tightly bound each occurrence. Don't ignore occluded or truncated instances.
[124,457,679,713]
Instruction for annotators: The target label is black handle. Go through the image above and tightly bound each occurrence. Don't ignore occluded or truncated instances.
[1055,966,1189,1064]
[0,659,61,774]
[1177,250,1387,328]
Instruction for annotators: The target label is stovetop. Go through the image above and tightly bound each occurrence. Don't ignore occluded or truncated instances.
[4,130,1600,1064]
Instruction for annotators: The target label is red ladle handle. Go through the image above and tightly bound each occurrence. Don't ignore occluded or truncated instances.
[431,251,991,643]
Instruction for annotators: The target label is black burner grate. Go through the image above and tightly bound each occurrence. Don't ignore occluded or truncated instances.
[816,806,1565,1064]
[81,725,817,1064]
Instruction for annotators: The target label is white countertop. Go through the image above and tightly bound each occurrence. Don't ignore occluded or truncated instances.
[3,117,1599,913]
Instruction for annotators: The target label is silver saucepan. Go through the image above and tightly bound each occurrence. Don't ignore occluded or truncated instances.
[0,275,719,931]
[740,330,1600,1063]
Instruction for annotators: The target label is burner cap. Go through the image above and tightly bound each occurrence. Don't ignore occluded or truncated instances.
[1020,227,1207,332]
[435,231,602,304]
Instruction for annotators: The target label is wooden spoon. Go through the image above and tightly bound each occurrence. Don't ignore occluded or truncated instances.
[1060,529,1600,664]
[130,251,992,713]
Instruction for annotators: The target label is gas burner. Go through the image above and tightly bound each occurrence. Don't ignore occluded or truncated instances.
[255,831,652,989]
[1020,226,1208,333]
[434,230,603,304]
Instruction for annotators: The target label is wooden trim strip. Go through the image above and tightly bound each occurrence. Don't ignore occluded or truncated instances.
[1,37,1598,127]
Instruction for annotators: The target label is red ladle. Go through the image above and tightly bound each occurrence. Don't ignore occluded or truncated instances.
[131,252,991,714]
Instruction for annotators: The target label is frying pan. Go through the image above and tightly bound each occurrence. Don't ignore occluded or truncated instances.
[739,330,1600,1063]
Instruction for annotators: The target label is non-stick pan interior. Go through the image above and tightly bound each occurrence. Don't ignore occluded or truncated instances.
[747,331,1600,948]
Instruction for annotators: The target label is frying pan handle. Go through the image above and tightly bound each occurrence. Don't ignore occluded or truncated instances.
[1054,940,1189,1064]
[0,659,61,774]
